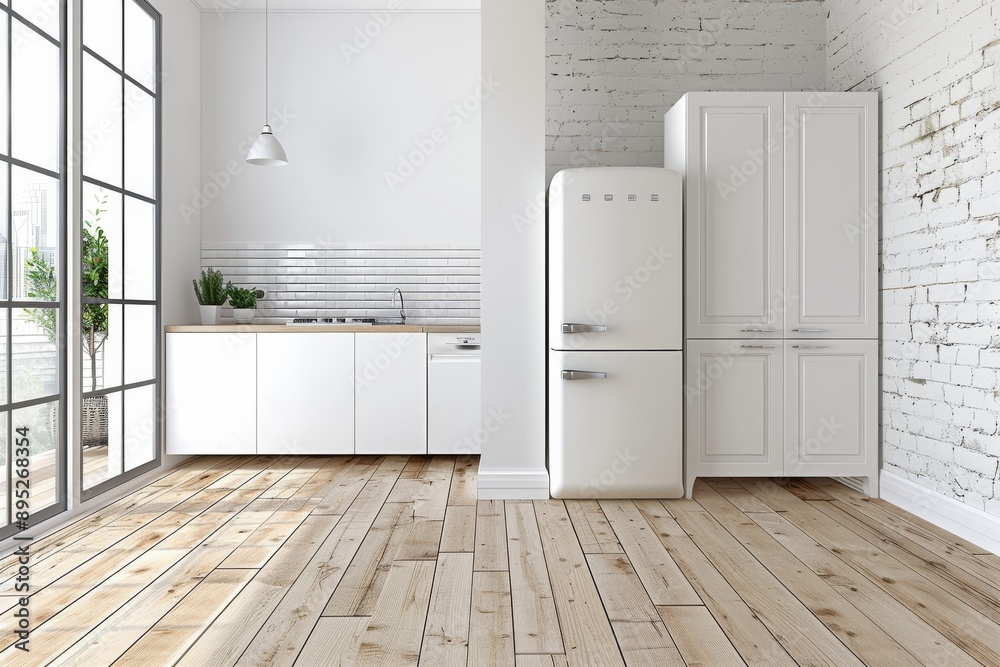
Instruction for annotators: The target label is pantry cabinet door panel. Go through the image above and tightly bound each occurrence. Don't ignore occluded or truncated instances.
[785,92,878,338]
[685,92,785,339]
[784,340,878,479]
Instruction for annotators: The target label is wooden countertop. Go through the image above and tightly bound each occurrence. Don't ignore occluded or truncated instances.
[165,324,481,334]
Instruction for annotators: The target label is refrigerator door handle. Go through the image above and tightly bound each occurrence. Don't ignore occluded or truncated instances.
[562,323,607,334]
[561,370,608,381]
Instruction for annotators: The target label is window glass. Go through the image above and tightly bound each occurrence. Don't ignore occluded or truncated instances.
[83,0,122,68]
[84,390,121,488]
[0,309,7,404]
[0,163,8,301]
[11,18,60,171]
[124,304,154,385]
[124,84,155,198]
[12,308,58,404]
[12,167,59,301]
[13,400,60,512]
[124,196,155,300]
[13,0,60,39]
[125,0,155,90]
[0,12,8,155]
[124,384,154,471]
[83,53,124,187]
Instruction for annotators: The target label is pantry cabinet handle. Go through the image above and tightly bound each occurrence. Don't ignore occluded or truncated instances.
[740,328,776,332]
[792,345,829,349]
[562,323,607,334]
[791,328,828,332]
[561,370,608,381]
[740,345,776,349]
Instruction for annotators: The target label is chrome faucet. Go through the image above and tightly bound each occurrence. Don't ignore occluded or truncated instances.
[391,287,406,324]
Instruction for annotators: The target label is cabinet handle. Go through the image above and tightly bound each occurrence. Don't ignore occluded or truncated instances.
[561,370,608,381]
[562,323,607,334]
[740,328,776,332]
[792,328,828,332]
[792,345,829,349]
[740,345,776,349]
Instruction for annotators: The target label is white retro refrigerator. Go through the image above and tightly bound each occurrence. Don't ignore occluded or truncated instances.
[548,167,683,498]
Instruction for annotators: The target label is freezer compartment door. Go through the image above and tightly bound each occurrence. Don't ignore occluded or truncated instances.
[549,350,683,498]
[549,167,682,351]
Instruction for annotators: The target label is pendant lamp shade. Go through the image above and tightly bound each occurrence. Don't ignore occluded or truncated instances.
[247,0,287,167]
[247,125,288,166]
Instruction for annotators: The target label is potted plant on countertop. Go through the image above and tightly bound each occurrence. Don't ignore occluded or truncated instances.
[193,268,231,325]
[228,286,258,324]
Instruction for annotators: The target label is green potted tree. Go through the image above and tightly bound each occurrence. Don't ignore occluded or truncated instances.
[228,286,258,324]
[193,268,230,325]
[25,192,110,448]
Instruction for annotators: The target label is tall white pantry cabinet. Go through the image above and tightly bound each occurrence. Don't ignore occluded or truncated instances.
[665,91,880,498]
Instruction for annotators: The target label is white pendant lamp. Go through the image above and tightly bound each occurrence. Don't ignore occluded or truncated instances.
[247,0,288,167]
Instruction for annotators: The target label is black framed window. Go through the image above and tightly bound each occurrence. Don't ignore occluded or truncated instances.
[80,0,159,497]
[0,0,67,540]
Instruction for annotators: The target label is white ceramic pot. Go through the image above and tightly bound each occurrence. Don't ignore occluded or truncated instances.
[199,304,222,326]
[233,308,255,325]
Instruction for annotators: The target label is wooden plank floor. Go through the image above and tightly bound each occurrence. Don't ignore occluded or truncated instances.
[1,456,999,666]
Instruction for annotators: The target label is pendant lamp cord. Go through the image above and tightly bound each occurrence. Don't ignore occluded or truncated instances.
[264,0,269,123]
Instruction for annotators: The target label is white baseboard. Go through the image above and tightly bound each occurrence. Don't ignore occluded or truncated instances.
[477,469,550,500]
[880,470,1000,556]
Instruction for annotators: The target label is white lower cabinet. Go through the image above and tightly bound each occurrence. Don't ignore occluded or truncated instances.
[685,341,784,495]
[685,339,878,497]
[166,332,257,455]
[354,332,428,455]
[784,340,878,490]
[257,333,354,455]
[167,330,437,456]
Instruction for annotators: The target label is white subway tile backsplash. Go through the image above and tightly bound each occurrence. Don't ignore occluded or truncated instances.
[203,242,481,325]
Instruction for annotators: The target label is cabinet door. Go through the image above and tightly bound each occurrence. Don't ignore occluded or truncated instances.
[549,167,682,351]
[784,340,878,480]
[550,350,682,498]
[355,332,427,455]
[785,92,878,338]
[257,333,354,455]
[165,333,256,455]
[427,355,482,455]
[685,340,783,496]
[685,92,785,339]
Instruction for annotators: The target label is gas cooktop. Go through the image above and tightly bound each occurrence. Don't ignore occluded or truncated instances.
[285,317,406,326]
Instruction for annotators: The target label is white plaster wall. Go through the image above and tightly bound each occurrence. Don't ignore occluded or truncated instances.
[546,0,827,180]
[479,0,548,498]
[159,0,204,464]
[827,0,1000,517]
[199,9,481,244]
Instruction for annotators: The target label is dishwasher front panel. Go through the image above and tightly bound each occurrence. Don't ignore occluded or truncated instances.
[428,334,482,455]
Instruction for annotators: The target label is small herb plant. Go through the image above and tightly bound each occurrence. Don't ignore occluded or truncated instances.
[193,268,231,306]
[228,286,258,309]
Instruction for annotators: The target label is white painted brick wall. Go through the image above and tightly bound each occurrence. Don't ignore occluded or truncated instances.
[545,0,827,180]
[827,0,1000,517]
